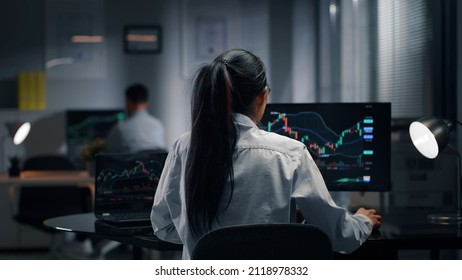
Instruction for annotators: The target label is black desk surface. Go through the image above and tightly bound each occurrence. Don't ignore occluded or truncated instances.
[44,213,182,252]
[344,207,462,259]
[44,208,462,259]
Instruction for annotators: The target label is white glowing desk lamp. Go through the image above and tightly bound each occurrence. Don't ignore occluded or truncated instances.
[409,117,462,224]
[2,121,31,172]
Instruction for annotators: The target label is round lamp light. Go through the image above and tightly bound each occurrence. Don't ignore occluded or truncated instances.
[409,117,451,159]
[6,121,31,145]
[2,121,31,173]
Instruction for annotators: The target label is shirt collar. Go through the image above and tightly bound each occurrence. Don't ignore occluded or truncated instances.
[129,109,148,118]
[233,113,258,129]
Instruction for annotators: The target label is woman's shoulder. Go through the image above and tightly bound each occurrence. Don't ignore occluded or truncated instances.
[264,131,306,151]
[240,128,307,157]
[168,132,191,157]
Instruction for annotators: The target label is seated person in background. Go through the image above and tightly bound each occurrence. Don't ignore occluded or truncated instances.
[106,83,166,153]
[151,49,381,260]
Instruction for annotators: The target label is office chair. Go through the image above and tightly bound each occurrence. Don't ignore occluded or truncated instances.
[13,155,93,256]
[21,155,76,171]
[191,223,333,260]
[136,148,168,155]
[14,187,92,232]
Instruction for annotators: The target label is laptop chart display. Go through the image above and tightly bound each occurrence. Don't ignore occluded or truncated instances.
[94,153,167,222]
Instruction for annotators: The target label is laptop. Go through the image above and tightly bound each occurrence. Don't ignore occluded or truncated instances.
[94,152,168,225]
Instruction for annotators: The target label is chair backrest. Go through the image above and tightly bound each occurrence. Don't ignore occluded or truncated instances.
[22,155,75,171]
[136,149,169,155]
[16,186,92,219]
[191,223,333,260]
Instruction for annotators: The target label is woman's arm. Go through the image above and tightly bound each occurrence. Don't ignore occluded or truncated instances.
[292,147,376,254]
[151,152,182,244]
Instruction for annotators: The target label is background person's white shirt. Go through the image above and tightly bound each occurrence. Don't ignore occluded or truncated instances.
[106,109,166,153]
[151,113,372,259]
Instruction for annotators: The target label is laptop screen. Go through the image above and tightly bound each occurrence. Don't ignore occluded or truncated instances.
[94,152,168,217]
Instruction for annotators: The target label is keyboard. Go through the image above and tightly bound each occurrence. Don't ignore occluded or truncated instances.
[98,212,151,223]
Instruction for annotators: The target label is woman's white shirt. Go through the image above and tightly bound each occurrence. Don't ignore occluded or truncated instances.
[151,113,373,259]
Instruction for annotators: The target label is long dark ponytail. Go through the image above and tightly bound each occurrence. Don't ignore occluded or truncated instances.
[186,49,268,236]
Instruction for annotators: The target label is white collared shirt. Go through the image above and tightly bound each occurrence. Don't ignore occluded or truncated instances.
[151,113,373,259]
[106,110,166,153]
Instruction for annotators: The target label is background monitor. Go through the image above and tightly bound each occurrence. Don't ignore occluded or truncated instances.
[66,109,125,169]
[260,102,391,191]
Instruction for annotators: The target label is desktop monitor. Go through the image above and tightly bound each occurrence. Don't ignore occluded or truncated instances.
[66,109,125,169]
[260,102,391,191]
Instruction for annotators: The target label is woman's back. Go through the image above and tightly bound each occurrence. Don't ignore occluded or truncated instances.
[219,114,305,224]
[152,113,309,259]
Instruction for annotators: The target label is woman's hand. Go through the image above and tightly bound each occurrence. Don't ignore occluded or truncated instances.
[356,207,382,229]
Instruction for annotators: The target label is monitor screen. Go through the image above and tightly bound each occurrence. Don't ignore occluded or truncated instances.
[66,109,125,169]
[260,103,391,191]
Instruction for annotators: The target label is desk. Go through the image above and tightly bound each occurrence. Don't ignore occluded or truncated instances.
[44,213,182,259]
[342,207,462,259]
[0,172,94,249]
[0,171,94,186]
[45,208,462,260]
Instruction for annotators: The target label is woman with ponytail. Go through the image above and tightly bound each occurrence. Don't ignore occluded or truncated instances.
[151,49,381,259]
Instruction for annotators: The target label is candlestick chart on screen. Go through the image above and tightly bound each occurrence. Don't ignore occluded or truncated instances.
[96,158,164,201]
[260,103,390,191]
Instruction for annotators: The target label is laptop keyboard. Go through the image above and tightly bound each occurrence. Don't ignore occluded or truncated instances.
[110,212,151,222]
[95,219,153,236]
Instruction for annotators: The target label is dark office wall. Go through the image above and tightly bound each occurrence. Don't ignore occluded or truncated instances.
[0,0,161,110]
[292,0,318,103]
[46,0,165,110]
[0,0,44,109]
[269,0,293,103]
[0,0,321,163]
[458,1,462,152]
[0,0,281,153]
